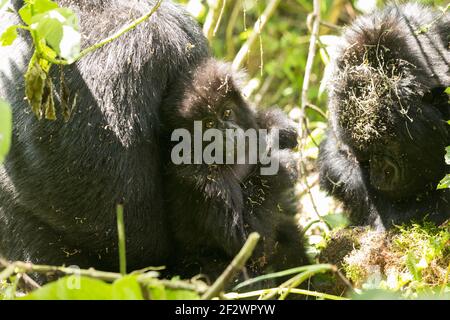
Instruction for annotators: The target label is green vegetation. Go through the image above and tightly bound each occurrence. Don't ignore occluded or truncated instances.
[0,0,449,300]
[0,99,11,164]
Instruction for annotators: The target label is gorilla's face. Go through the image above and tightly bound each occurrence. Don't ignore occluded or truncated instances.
[163,59,259,181]
[351,92,449,200]
[368,144,447,199]
[165,59,258,135]
[178,89,257,134]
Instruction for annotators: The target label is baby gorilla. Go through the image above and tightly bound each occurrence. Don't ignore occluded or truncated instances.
[318,3,450,229]
[160,58,307,282]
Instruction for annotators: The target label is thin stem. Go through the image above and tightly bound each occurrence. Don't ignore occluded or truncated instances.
[0,259,122,282]
[232,0,280,70]
[38,0,163,65]
[0,259,207,294]
[213,0,227,38]
[225,0,241,60]
[202,232,260,300]
[261,264,334,300]
[296,0,324,226]
[203,0,226,42]
[224,288,348,300]
[117,204,127,275]
[233,264,334,291]
[299,0,320,138]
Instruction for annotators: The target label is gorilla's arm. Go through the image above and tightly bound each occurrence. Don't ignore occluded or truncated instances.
[166,165,248,257]
[318,131,382,227]
[318,131,450,229]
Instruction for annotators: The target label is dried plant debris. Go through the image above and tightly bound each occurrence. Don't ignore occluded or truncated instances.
[319,221,449,297]
[334,44,422,149]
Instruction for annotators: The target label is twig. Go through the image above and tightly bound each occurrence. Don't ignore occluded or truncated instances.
[261,264,333,300]
[0,258,208,294]
[146,279,209,294]
[334,269,354,293]
[39,0,163,64]
[225,0,241,59]
[203,0,226,42]
[299,0,321,138]
[201,232,260,300]
[18,273,41,291]
[300,154,325,225]
[232,0,281,70]
[0,259,122,282]
[306,102,327,119]
[213,0,227,37]
[233,264,334,291]
[296,0,324,226]
[319,20,342,31]
[257,0,264,77]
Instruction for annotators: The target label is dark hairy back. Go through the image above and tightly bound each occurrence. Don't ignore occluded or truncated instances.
[0,0,209,272]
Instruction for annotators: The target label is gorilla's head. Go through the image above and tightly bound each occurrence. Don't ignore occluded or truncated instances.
[328,4,450,199]
[163,58,257,135]
[161,58,259,182]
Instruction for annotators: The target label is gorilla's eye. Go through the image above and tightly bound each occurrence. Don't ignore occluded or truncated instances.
[381,160,399,183]
[223,109,233,119]
[384,168,392,177]
[205,119,215,129]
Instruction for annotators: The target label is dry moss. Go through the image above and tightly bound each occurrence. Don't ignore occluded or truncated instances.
[337,45,421,149]
[319,221,450,297]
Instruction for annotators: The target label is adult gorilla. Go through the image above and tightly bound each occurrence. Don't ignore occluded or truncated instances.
[318,4,450,230]
[0,0,209,271]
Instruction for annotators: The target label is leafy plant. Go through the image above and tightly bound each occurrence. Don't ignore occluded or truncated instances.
[0,0,162,121]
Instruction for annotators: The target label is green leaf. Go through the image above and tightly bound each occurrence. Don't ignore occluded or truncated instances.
[165,289,200,300]
[147,284,200,300]
[111,276,144,300]
[30,8,80,61]
[21,276,146,300]
[322,213,350,230]
[19,0,59,25]
[148,284,167,299]
[444,146,450,165]
[21,276,114,300]
[437,146,450,189]
[405,252,422,281]
[437,174,450,190]
[0,99,12,164]
[25,55,47,119]
[0,25,18,46]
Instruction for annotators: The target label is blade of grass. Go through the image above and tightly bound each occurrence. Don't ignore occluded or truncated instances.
[116,204,127,275]
[224,288,348,300]
[202,232,260,300]
[233,264,334,291]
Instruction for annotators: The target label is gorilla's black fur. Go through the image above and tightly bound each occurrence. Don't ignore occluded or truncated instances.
[0,0,210,271]
[160,59,307,280]
[1,1,306,283]
[318,4,450,230]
